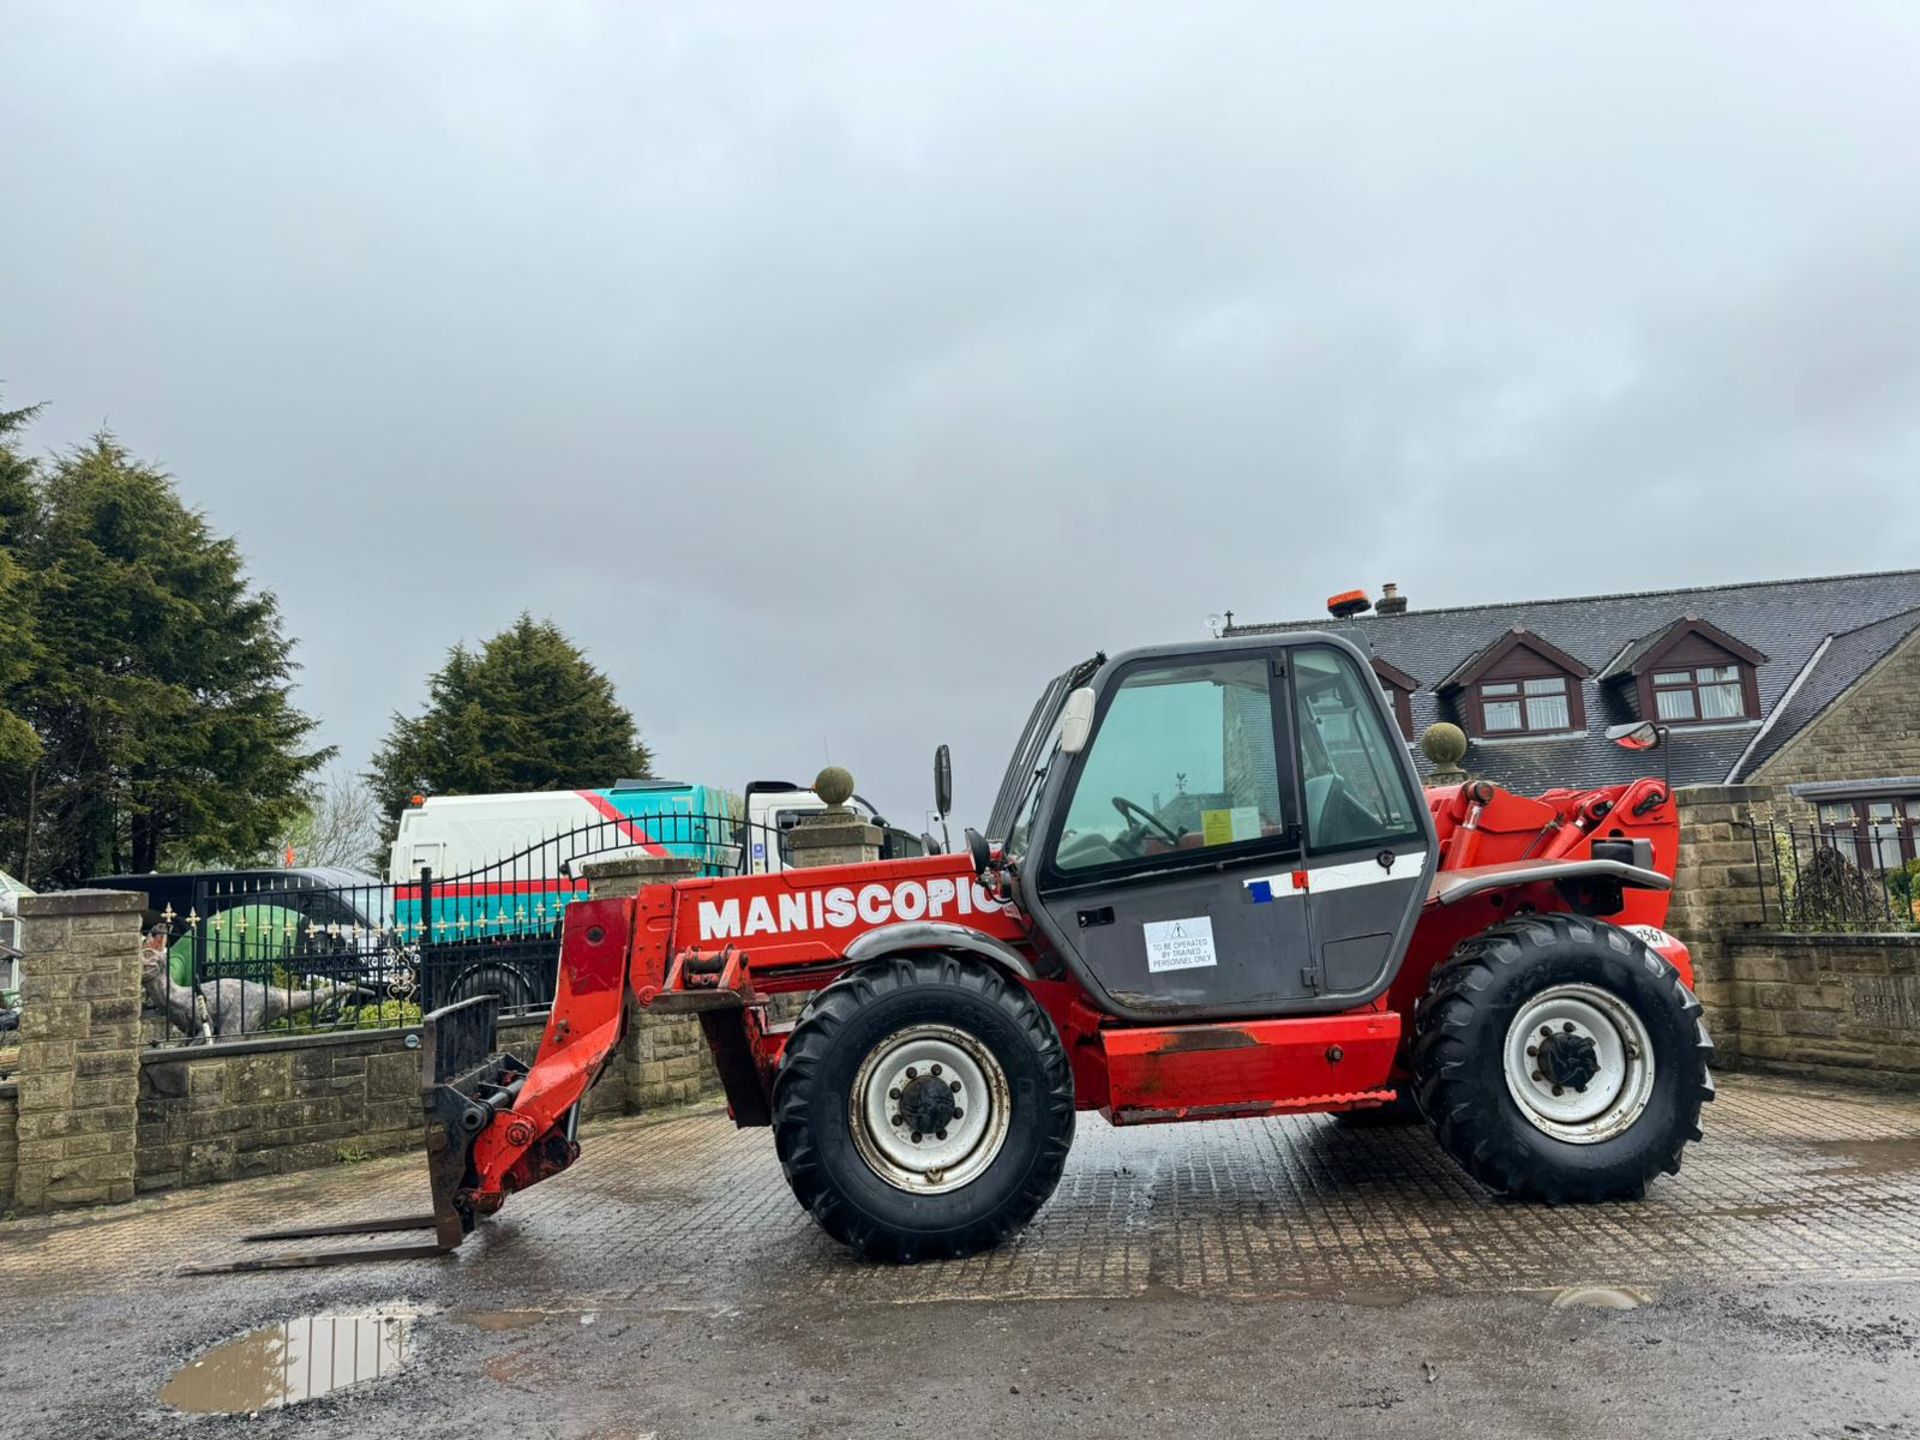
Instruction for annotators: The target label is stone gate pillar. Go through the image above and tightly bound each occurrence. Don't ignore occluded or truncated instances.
[13,890,146,1211]
[580,854,712,1114]
[786,767,883,869]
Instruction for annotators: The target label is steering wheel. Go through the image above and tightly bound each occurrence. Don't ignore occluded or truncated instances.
[1111,795,1183,847]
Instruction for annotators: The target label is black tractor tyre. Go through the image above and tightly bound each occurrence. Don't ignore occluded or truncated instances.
[772,954,1075,1263]
[1411,913,1713,1202]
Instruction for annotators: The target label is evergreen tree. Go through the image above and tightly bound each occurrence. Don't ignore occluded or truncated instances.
[369,615,652,834]
[0,433,328,882]
[0,397,43,771]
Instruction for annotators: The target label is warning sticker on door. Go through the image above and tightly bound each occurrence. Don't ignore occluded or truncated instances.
[1200,806,1262,846]
[1143,916,1218,973]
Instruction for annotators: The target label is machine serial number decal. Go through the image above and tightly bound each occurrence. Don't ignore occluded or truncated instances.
[1143,916,1218,973]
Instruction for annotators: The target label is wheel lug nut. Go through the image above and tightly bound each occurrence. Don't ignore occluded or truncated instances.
[1526,1046,1538,1057]
[889,1088,901,1100]
[906,1067,917,1079]
[949,1080,962,1092]
[1532,1071,1544,1082]
[1552,1085,1564,1096]
[952,1109,963,1119]
[891,1114,904,1127]
[1563,1022,1575,1033]
[911,1132,923,1144]
[1540,1027,1554,1038]
[1574,1083,1587,1093]
[931,1064,942,1076]
[935,1129,947,1141]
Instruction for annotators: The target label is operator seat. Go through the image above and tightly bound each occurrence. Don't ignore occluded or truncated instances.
[1300,719,1380,851]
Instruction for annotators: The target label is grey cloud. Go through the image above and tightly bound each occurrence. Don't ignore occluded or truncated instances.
[5,1,1917,828]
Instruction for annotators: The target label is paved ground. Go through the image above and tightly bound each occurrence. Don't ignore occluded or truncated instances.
[4,1072,1920,1438]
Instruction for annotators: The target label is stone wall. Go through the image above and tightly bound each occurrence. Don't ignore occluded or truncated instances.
[1,860,718,1208]
[626,1013,717,1112]
[1753,626,1920,786]
[137,1029,426,1190]
[0,1082,17,1211]
[1725,933,1920,1086]
[130,1009,683,1192]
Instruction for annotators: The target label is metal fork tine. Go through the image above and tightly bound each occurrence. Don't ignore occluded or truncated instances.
[241,1213,441,1243]
[180,1240,453,1275]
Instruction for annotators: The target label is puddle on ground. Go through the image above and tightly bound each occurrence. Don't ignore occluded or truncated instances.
[160,1306,419,1414]
[1802,1137,1920,1181]
[450,1308,553,1332]
[1316,1289,1415,1309]
[1550,1286,1657,1311]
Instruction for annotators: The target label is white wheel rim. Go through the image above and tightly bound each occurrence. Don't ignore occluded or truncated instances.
[849,1024,1011,1194]
[1502,983,1657,1144]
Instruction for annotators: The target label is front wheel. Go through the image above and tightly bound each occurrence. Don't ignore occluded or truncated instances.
[1412,913,1713,1202]
[772,955,1074,1262]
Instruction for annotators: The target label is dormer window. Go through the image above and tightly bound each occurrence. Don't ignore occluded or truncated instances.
[1481,676,1572,733]
[1599,615,1765,728]
[1437,627,1591,739]
[1652,664,1747,722]
[1370,656,1419,741]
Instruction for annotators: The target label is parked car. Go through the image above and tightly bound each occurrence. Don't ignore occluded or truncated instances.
[81,867,538,1018]
[82,867,394,987]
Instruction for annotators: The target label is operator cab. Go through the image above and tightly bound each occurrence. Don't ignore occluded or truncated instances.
[988,634,1437,1022]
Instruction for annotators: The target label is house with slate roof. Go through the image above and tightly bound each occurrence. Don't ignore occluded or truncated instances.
[1224,570,1920,867]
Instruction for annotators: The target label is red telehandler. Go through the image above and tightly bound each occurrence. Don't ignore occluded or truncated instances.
[233,628,1711,1268]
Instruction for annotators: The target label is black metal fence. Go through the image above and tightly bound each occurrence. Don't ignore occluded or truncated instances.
[1745,809,1920,934]
[142,810,927,1045]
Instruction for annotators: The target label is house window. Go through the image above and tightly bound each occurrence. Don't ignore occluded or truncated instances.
[1380,683,1413,740]
[1653,664,1747,722]
[1480,676,1573,734]
[1817,796,1920,872]
[1369,658,1419,742]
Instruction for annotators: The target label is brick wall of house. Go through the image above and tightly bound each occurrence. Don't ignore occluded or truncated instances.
[1725,933,1920,1085]
[1753,628,1920,786]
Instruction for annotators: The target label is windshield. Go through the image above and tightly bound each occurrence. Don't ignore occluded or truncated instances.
[986,652,1104,842]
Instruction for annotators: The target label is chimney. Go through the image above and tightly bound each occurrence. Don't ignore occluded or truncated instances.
[1376,582,1408,616]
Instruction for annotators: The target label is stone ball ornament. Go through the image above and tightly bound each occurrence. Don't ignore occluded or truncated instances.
[1421,722,1469,769]
[813,765,856,808]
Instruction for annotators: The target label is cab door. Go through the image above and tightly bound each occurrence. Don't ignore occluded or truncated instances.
[1286,644,1435,1001]
[1027,649,1318,1020]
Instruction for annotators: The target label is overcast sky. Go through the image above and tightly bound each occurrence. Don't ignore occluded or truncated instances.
[5,2,1919,832]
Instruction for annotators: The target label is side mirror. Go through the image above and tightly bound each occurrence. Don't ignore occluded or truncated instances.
[933,744,953,818]
[1606,721,1663,752]
[964,826,991,876]
[1059,686,1098,755]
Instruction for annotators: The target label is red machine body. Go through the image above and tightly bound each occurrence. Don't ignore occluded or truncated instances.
[457,777,1687,1216]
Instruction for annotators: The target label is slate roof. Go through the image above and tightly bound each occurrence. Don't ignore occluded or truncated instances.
[1224,569,1920,791]
[1735,606,1920,778]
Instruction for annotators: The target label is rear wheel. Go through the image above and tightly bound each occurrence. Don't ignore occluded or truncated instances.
[1412,913,1713,1201]
[773,955,1074,1262]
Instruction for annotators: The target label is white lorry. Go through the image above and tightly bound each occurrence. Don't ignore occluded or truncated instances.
[387,777,915,884]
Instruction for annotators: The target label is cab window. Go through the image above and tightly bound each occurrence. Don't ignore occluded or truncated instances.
[1292,646,1421,853]
[1054,658,1285,874]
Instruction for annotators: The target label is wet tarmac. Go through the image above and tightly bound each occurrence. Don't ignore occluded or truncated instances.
[3,1072,1919,1437]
